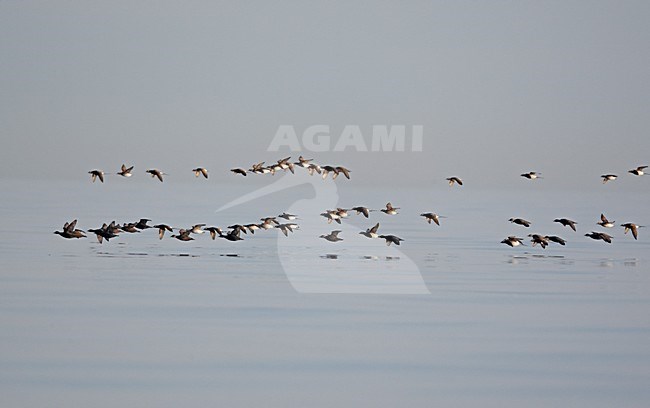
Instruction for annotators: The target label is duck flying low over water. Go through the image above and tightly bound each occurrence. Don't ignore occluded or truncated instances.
[336,208,349,219]
[528,234,549,249]
[621,223,644,240]
[501,236,525,247]
[259,217,278,230]
[54,219,86,239]
[153,224,173,240]
[601,174,617,183]
[189,224,206,234]
[227,224,248,235]
[509,218,531,228]
[219,228,244,241]
[249,162,271,175]
[421,213,442,226]
[146,169,165,182]
[134,219,152,230]
[120,223,140,233]
[446,177,463,186]
[334,166,351,179]
[320,230,343,242]
[554,218,577,232]
[350,206,374,218]
[381,202,399,215]
[276,223,299,237]
[192,167,209,179]
[545,235,566,246]
[88,223,119,244]
[521,172,542,180]
[585,231,613,243]
[231,168,248,176]
[307,163,322,175]
[88,170,104,183]
[204,227,223,240]
[597,213,615,228]
[278,212,298,221]
[628,166,648,176]
[321,165,337,179]
[171,229,194,241]
[359,223,380,239]
[321,210,342,224]
[244,224,260,234]
[295,156,313,168]
[379,234,404,246]
[276,157,294,174]
[117,164,134,177]
[105,221,121,236]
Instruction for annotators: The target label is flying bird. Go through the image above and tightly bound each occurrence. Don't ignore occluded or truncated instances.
[335,166,351,179]
[134,219,152,230]
[621,223,643,240]
[601,174,617,183]
[171,229,194,241]
[597,213,615,228]
[545,235,566,246]
[554,218,577,232]
[421,213,442,226]
[628,166,648,176]
[153,224,173,240]
[585,231,613,243]
[381,202,399,215]
[528,234,549,249]
[509,218,531,228]
[350,206,374,218]
[146,169,165,182]
[379,234,404,246]
[192,167,208,179]
[54,219,86,239]
[117,164,134,177]
[320,230,343,242]
[359,223,380,239]
[88,170,104,183]
[231,168,248,176]
[521,172,542,180]
[501,236,524,247]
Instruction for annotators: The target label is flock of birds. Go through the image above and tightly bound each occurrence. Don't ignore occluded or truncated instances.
[60,160,648,251]
[54,202,416,247]
[498,167,647,248]
[501,213,643,249]
[87,156,351,183]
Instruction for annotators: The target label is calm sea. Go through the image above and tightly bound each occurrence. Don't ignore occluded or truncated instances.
[1,176,649,407]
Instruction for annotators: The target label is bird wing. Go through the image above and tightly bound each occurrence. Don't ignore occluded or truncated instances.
[67,219,78,232]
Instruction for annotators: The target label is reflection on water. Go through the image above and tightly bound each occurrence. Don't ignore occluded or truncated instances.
[2,180,650,407]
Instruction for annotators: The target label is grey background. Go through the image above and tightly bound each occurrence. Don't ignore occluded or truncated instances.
[2,1,649,189]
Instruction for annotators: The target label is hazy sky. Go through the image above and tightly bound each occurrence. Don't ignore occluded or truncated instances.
[1,1,649,190]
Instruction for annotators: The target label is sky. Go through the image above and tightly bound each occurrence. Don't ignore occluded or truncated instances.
[1,1,649,190]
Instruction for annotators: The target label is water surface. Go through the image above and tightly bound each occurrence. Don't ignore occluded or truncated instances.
[1,178,649,407]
